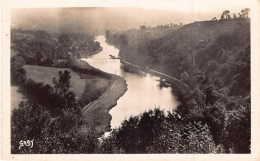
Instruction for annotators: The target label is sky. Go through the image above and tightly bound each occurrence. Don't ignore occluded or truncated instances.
[94,0,251,13]
[9,0,251,14]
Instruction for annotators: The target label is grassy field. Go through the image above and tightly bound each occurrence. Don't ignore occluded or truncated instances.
[78,78,112,107]
[23,65,111,103]
[85,79,110,95]
[23,65,86,99]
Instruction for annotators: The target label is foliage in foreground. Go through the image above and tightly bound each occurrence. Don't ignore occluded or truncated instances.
[100,108,219,153]
[11,102,216,154]
[11,102,99,154]
[11,81,250,154]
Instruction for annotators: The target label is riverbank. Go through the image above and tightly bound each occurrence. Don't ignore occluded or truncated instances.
[78,47,103,59]
[71,58,128,133]
[72,41,127,133]
[81,74,127,132]
[105,39,121,50]
[120,59,190,92]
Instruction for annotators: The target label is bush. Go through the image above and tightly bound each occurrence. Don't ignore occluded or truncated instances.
[11,102,99,154]
[100,108,219,153]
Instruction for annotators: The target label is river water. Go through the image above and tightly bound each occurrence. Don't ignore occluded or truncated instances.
[82,35,179,129]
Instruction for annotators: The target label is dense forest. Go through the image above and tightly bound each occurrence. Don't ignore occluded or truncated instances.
[11,9,250,154]
[11,29,101,68]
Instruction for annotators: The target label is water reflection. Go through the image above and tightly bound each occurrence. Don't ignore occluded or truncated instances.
[83,35,179,129]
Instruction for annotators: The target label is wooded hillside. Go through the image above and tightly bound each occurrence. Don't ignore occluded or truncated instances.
[105,17,251,153]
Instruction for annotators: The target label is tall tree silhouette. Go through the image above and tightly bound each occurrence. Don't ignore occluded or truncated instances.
[221,10,231,19]
[52,70,76,110]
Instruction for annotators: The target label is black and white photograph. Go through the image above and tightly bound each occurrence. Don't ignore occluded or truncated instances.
[2,0,260,160]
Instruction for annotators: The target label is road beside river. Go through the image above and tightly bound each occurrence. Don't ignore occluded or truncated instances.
[81,74,127,132]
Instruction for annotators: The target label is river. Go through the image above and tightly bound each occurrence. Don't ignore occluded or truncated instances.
[82,35,180,129]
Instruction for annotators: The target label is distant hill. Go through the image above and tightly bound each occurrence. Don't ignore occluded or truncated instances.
[11,7,219,34]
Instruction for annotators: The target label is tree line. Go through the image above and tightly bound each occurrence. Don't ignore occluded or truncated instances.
[211,8,250,21]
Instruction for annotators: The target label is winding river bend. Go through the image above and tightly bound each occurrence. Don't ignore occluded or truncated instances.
[82,35,179,129]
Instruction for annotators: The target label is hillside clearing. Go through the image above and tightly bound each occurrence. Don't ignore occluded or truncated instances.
[23,65,86,99]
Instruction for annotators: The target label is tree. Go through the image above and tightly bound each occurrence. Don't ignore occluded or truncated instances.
[11,55,26,85]
[105,30,110,38]
[146,121,219,153]
[11,102,99,154]
[221,10,231,19]
[240,8,250,18]
[140,25,147,30]
[119,34,128,46]
[233,13,237,19]
[244,8,250,18]
[53,70,71,94]
[100,107,223,154]
[223,102,250,153]
[52,70,77,109]
[58,33,71,46]
[238,13,242,18]
[11,102,52,154]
